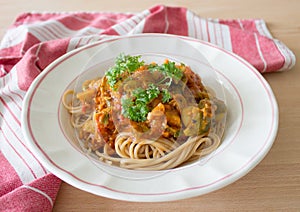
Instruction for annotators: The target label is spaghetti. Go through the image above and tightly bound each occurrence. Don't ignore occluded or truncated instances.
[62,54,227,170]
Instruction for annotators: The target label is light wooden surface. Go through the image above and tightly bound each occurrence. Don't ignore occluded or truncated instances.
[1,0,299,211]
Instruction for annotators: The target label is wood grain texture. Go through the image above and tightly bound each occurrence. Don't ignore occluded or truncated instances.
[1,0,299,211]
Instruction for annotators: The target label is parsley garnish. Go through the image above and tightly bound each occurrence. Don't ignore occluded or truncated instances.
[133,84,160,104]
[122,84,172,122]
[162,88,171,103]
[106,54,185,122]
[121,98,149,122]
[105,53,144,89]
[148,60,184,82]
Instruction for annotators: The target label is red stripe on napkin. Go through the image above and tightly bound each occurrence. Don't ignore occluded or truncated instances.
[144,5,188,35]
[0,174,61,212]
[229,28,267,72]
[257,35,285,72]
[16,38,69,90]
[0,152,23,197]
[0,5,295,211]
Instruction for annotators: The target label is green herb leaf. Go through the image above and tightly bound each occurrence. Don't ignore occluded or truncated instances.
[121,84,161,122]
[105,53,144,89]
[121,97,149,122]
[162,88,172,103]
[148,61,184,81]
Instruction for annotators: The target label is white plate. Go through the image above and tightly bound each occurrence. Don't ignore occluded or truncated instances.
[21,34,278,202]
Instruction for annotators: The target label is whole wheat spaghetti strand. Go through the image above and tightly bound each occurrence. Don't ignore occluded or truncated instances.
[118,134,219,170]
[92,134,219,170]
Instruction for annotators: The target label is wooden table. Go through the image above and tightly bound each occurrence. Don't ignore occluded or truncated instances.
[1,0,299,211]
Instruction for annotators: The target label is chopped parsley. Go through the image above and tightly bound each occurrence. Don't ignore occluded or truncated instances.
[133,84,160,105]
[148,60,184,82]
[106,54,185,90]
[106,54,185,122]
[105,53,144,89]
[122,84,172,122]
[121,98,149,122]
[161,88,171,103]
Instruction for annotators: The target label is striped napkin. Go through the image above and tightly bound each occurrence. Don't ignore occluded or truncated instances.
[0,5,295,211]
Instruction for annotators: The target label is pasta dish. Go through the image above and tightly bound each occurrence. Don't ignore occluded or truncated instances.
[63,54,226,170]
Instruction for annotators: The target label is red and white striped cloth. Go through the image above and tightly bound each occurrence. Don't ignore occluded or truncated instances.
[0,5,295,211]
